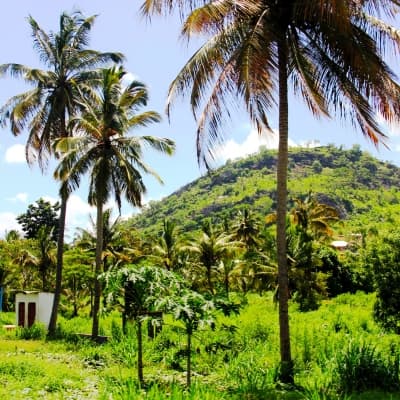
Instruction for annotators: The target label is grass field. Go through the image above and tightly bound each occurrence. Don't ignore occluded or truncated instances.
[1,292,400,399]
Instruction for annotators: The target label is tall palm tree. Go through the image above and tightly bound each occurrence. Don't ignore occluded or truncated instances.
[142,0,400,381]
[0,11,124,337]
[54,65,175,338]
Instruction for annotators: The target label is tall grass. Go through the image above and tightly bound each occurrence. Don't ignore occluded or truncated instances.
[334,340,400,393]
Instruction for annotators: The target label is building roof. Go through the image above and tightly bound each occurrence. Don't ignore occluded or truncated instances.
[331,240,348,248]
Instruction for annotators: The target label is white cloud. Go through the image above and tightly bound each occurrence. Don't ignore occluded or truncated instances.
[15,193,28,203]
[5,144,26,163]
[216,128,297,163]
[7,192,28,203]
[0,212,21,238]
[65,194,95,231]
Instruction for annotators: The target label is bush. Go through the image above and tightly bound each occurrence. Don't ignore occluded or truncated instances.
[16,323,46,340]
[370,234,400,332]
[334,340,400,393]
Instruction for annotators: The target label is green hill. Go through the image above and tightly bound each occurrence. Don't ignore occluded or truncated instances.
[130,144,400,236]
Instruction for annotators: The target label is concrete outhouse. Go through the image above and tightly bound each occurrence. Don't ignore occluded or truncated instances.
[15,291,54,329]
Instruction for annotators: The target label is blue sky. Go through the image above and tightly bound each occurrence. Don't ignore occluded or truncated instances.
[1,0,400,240]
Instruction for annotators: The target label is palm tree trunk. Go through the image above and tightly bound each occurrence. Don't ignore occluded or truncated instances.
[224,270,230,297]
[92,201,103,339]
[207,266,213,294]
[276,38,293,383]
[48,192,67,337]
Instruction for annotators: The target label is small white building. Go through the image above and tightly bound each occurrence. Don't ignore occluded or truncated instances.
[15,291,54,329]
[331,240,348,251]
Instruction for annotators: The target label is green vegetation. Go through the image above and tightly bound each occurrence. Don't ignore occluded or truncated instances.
[0,292,399,399]
[1,2,400,397]
[131,145,400,237]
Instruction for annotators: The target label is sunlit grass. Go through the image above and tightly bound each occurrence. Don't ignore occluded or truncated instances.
[0,292,399,398]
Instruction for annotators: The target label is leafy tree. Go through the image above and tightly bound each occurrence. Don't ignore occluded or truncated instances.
[370,233,400,333]
[62,247,92,318]
[5,230,21,242]
[158,290,215,388]
[143,0,400,382]
[0,11,124,337]
[55,66,175,338]
[318,246,355,298]
[102,264,182,385]
[17,199,60,241]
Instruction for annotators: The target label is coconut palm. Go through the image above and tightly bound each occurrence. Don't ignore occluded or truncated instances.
[0,11,124,336]
[35,226,57,292]
[232,208,260,252]
[54,65,175,338]
[151,218,186,271]
[142,0,400,381]
[290,193,339,240]
[186,220,242,294]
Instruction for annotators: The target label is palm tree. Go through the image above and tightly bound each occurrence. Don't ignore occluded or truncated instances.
[290,193,339,240]
[54,65,175,338]
[75,208,125,269]
[186,220,242,294]
[232,209,260,252]
[74,208,124,317]
[35,226,57,292]
[151,219,186,271]
[0,11,124,337]
[142,0,400,381]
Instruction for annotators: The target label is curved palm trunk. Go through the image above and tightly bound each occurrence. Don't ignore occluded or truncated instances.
[92,201,104,339]
[276,39,293,383]
[48,192,67,337]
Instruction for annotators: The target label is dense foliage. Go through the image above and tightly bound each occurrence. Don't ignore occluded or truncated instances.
[131,145,400,236]
[16,199,60,241]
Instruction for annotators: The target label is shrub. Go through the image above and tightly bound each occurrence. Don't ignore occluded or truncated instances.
[370,234,400,333]
[16,323,46,340]
[334,340,400,393]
